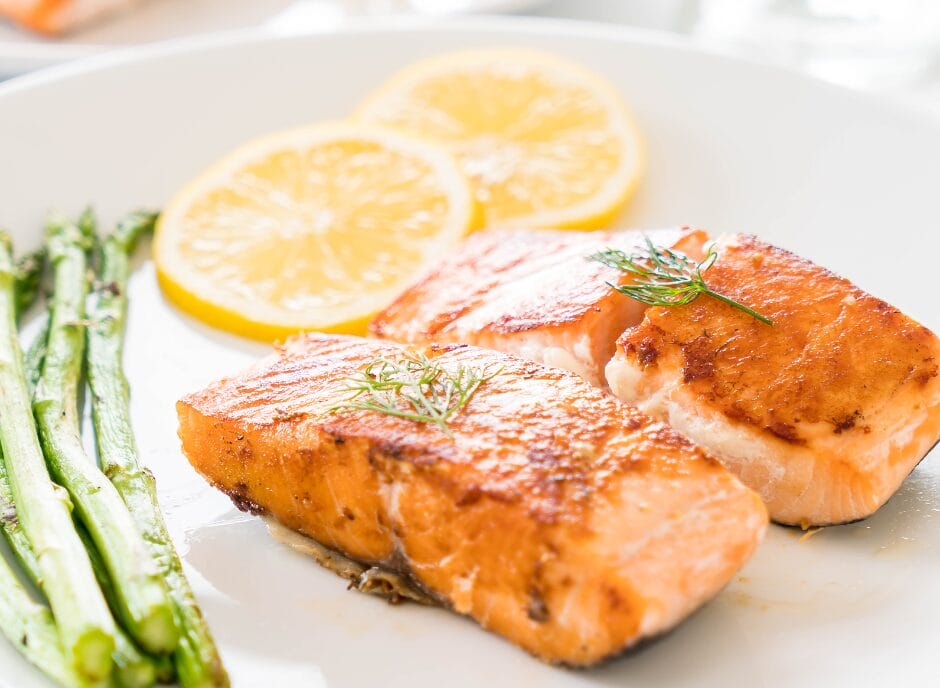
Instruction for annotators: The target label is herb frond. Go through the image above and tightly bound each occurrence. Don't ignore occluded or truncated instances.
[325,352,501,437]
[588,237,773,325]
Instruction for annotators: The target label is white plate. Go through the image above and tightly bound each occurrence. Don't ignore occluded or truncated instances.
[0,0,546,75]
[1,18,939,688]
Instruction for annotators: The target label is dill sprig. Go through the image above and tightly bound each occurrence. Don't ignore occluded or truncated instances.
[588,237,773,325]
[325,352,501,438]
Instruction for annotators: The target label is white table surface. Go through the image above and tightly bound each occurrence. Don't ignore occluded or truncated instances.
[528,0,940,119]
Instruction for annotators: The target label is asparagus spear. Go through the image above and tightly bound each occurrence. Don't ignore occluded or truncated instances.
[14,248,45,319]
[1,315,164,688]
[0,449,43,583]
[87,211,230,687]
[0,230,116,681]
[0,449,161,688]
[0,261,92,688]
[24,313,49,395]
[33,212,179,657]
[0,551,93,688]
[1,271,46,580]
[76,524,171,688]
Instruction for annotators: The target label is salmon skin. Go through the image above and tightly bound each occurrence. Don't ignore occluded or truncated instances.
[370,227,708,387]
[606,234,940,526]
[178,333,766,666]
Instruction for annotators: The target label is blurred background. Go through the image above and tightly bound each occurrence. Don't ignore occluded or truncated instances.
[2,0,940,116]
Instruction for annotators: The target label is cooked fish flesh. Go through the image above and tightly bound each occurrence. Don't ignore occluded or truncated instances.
[177,333,766,666]
[606,234,940,526]
[370,227,708,387]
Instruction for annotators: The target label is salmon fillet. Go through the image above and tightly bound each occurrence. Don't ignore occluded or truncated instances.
[0,0,140,34]
[177,333,766,665]
[369,227,708,387]
[606,234,940,526]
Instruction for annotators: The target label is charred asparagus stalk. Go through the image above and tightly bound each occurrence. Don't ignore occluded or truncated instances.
[24,314,50,394]
[0,230,116,681]
[76,524,173,688]
[0,553,92,688]
[1,276,45,582]
[0,454,161,688]
[33,212,179,657]
[0,319,164,688]
[14,248,44,318]
[87,211,229,687]
[0,242,88,688]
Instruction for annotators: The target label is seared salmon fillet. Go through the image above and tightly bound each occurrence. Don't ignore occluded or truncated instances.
[0,0,140,34]
[606,234,940,526]
[369,227,708,387]
[177,333,766,665]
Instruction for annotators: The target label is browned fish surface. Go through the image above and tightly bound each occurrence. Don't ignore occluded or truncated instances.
[370,227,708,386]
[177,333,766,665]
[606,234,940,526]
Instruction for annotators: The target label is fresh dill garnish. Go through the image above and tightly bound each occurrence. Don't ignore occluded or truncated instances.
[588,237,773,325]
[325,352,501,438]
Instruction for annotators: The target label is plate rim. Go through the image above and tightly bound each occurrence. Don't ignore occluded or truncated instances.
[1,13,939,688]
[2,14,938,137]
[0,0,549,73]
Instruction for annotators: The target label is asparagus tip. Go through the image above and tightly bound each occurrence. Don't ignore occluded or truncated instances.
[45,212,94,255]
[113,210,159,254]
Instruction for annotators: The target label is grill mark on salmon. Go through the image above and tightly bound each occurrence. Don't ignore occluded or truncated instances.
[606,234,940,526]
[177,333,766,666]
[369,227,709,387]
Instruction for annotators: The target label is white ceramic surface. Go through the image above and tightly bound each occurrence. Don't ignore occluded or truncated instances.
[1,19,939,688]
[0,0,546,75]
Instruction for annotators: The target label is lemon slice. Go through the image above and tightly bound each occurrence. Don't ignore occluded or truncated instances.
[155,122,476,340]
[356,48,644,230]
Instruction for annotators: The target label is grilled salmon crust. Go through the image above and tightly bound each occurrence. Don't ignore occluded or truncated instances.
[178,333,766,666]
[369,227,708,387]
[607,234,940,526]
